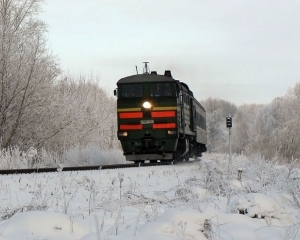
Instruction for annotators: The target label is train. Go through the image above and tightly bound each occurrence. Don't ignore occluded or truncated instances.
[114,63,207,163]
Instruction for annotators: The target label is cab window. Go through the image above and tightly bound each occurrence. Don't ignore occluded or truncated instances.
[121,84,143,98]
[150,83,173,97]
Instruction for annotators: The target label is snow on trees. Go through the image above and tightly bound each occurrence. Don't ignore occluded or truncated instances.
[0,0,60,149]
[46,76,118,153]
[0,0,118,158]
[202,85,300,163]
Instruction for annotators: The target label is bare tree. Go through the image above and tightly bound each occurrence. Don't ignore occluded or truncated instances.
[202,97,237,153]
[273,84,300,161]
[37,76,118,154]
[231,83,300,161]
[0,0,60,149]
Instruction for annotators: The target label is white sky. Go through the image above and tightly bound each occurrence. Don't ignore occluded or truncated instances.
[40,0,300,105]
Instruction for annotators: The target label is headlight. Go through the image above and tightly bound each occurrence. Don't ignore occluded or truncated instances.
[167,130,177,135]
[143,101,151,109]
[118,132,128,137]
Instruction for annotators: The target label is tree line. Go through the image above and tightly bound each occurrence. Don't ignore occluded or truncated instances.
[0,0,118,156]
[202,83,300,163]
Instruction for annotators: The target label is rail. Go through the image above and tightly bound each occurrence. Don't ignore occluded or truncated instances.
[0,162,174,175]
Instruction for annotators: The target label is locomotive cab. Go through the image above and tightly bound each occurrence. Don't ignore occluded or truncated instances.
[115,66,207,163]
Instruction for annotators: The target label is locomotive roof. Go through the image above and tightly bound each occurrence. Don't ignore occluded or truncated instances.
[117,74,192,94]
[117,74,175,84]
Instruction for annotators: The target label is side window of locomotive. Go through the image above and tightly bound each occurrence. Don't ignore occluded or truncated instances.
[121,84,143,98]
[184,94,188,104]
[150,83,173,97]
[181,94,184,103]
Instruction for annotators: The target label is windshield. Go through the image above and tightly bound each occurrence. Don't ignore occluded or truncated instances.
[121,84,143,98]
[150,83,173,97]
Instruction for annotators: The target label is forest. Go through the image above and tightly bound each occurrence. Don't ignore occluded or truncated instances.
[202,84,300,163]
[0,0,299,167]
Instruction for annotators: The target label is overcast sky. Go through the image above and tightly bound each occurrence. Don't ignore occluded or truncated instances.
[40,0,300,105]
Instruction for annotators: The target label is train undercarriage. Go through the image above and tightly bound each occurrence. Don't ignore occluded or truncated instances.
[123,134,206,164]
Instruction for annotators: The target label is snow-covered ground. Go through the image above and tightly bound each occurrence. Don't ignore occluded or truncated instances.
[0,153,299,240]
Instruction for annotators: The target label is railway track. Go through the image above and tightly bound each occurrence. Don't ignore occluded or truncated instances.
[0,161,175,175]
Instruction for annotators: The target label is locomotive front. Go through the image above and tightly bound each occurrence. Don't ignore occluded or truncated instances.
[114,70,179,163]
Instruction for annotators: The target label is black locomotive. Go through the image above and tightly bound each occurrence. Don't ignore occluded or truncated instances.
[114,63,207,163]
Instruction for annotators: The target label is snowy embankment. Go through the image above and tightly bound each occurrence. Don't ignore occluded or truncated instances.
[0,153,299,240]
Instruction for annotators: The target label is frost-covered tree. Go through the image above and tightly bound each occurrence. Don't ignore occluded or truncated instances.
[0,0,60,149]
[202,98,237,153]
[232,104,253,154]
[271,83,300,161]
[229,82,300,161]
[40,76,118,154]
